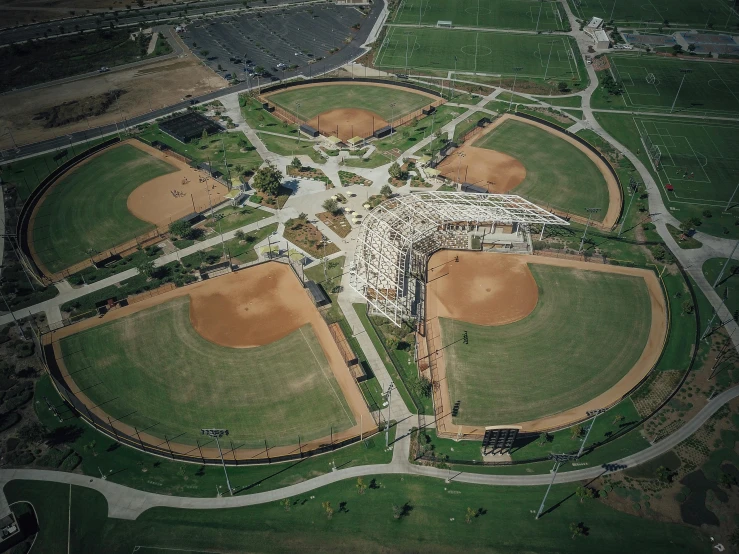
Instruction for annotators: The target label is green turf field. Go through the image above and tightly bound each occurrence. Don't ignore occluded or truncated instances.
[266,84,435,120]
[473,119,610,220]
[3,476,709,553]
[568,0,738,28]
[60,297,355,447]
[376,27,585,82]
[702,257,739,318]
[594,55,739,115]
[440,264,653,425]
[393,0,568,31]
[31,144,175,273]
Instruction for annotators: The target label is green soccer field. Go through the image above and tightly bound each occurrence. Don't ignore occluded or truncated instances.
[32,144,175,273]
[473,119,610,220]
[60,297,356,447]
[568,0,738,27]
[595,55,739,115]
[392,0,568,31]
[266,84,435,120]
[376,27,585,82]
[440,264,652,425]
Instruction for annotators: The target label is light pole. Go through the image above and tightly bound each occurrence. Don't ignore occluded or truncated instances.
[578,207,601,252]
[617,177,639,237]
[711,240,739,288]
[670,69,692,114]
[389,102,397,135]
[535,453,576,519]
[455,152,466,188]
[577,408,606,458]
[452,55,458,100]
[201,428,233,495]
[726,182,739,211]
[295,102,302,144]
[509,67,523,112]
[384,383,394,447]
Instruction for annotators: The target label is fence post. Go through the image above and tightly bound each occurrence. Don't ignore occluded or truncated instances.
[107,416,120,442]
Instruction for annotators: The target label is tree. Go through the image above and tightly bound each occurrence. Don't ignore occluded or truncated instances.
[557,81,569,92]
[672,44,683,55]
[465,507,476,524]
[322,198,340,214]
[612,414,625,425]
[576,486,595,503]
[392,504,403,519]
[356,477,367,495]
[169,219,191,239]
[321,501,334,519]
[252,162,283,197]
[17,422,46,444]
[655,465,673,483]
[137,259,156,278]
[290,156,302,170]
[235,230,246,241]
[409,375,432,398]
[570,424,583,440]
[688,43,697,53]
[388,162,403,179]
[280,498,291,511]
[537,432,550,446]
[380,184,393,198]
[83,440,98,457]
[570,522,585,539]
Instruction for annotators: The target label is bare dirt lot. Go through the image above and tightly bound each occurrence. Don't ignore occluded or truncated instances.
[0,53,225,150]
[308,108,388,142]
[48,262,375,460]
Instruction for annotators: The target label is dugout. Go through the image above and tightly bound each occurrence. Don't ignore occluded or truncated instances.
[300,124,320,138]
[159,111,222,144]
[422,106,436,116]
[477,117,492,128]
[461,183,487,194]
[373,125,393,139]
[305,280,330,307]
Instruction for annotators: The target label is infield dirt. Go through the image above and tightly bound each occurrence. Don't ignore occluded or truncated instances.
[48,262,375,460]
[422,250,667,435]
[308,108,388,142]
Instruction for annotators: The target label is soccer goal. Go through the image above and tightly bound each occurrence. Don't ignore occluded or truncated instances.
[437,20,453,28]
[640,131,662,170]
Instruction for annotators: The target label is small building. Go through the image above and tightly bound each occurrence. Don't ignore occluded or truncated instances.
[416,155,432,167]
[324,135,343,148]
[373,125,393,139]
[159,111,222,144]
[225,188,246,206]
[422,105,436,116]
[300,124,320,137]
[305,280,330,307]
[594,29,611,49]
[347,136,365,149]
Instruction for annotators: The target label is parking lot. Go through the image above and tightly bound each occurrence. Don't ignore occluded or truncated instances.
[180,2,378,83]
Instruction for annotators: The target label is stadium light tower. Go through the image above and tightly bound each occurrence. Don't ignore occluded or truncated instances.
[712,239,739,288]
[535,453,577,519]
[455,152,466,187]
[295,102,302,144]
[669,69,692,114]
[577,408,607,458]
[509,67,524,112]
[617,177,639,237]
[201,428,233,495]
[578,207,601,252]
[384,383,395,447]
[389,102,397,135]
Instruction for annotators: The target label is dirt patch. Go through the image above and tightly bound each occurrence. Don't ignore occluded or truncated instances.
[426,250,538,326]
[437,145,526,193]
[308,108,388,142]
[425,250,668,434]
[32,89,126,128]
[283,217,340,258]
[47,262,375,460]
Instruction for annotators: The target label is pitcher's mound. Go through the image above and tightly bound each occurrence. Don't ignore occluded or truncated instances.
[308,108,388,142]
[437,146,526,193]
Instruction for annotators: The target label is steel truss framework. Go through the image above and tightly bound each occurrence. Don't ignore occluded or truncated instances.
[350,192,569,326]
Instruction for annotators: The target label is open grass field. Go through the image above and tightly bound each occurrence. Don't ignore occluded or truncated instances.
[265,83,436,120]
[594,111,739,238]
[376,27,585,82]
[392,0,568,31]
[473,118,611,220]
[568,0,739,28]
[31,144,176,273]
[702,257,739,318]
[594,55,739,116]
[3,476,709,553]
[440,263,652,425]
[59,296,355,448]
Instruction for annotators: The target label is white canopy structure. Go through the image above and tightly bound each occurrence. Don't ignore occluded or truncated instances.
[350,191,569,326]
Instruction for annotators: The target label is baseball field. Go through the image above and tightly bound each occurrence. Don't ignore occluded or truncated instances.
[51,263,371,453]
[29,140,228,275]
[424,250,666,432]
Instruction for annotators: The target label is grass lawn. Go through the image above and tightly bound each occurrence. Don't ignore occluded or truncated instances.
[266,84,435,120]
[594,111,739,238]
[441,264,653,425]
[32,144,176,273]
[473,119,610,220]
[593,55,739,116]
[372,105,462,155]
[182,222,278,267]
[205,205,271,234]
[562,108,584,119]
[257,132,324,164]
[376,28,586,84]
[60,296,355,447]
[493,92,537,105]
[702,258,739,318]
[537,94,582,108]
[393,0,568,30]
[3,475,709,553]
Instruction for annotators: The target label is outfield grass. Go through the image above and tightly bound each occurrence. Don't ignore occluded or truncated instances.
[377,28,586,83]
[60,296,355,447]
[393,0,568,30]
[3,475,709,553]
[473,119,610,219]
[567,0,738,28]
[266,84,435,120]
[594,111,739,238]
[32,144,176,273]
[441,264,652,425]
[593,55,739,115]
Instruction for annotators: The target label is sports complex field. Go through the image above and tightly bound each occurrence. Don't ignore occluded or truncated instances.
[51,263,371,452]
[601,55,739,116]
[444,115,616,223]
[376,27,585,81]
[568,0,739,27]
[29,141,228,275]
[393,0,568,31]
[424,251,666,431]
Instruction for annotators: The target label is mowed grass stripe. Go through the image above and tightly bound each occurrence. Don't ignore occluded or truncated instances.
[61,297,355,447]
[473,119,609,219]
[33,144,175,273]
[441,264,652,425]
[266,84,434,120]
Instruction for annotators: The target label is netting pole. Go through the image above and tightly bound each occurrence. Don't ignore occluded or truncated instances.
[164,434,174,459]
[265,439,271,463]
[196,438,205,464]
